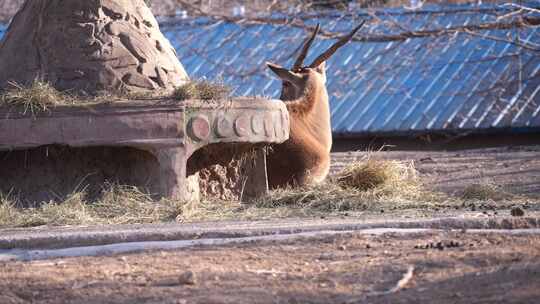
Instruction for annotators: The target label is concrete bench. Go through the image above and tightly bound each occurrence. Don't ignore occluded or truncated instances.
[0,98,289,202]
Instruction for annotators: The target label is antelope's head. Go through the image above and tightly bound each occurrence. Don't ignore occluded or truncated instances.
[266,22,364,101]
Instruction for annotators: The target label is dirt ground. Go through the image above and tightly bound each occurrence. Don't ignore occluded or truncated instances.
[1,231,539,304]
[331,146,540,197]
[0,146,538,303]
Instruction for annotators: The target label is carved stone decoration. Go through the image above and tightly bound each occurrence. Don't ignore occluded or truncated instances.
[0,0,189,95]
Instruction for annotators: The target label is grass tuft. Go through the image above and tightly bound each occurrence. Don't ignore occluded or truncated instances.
[0,80,74,114]
[0,193,24,227]
[0,80,233,115]
[461,183,513,201]
[335,159,417,191]
[173,80,231,101]
[91,184,182,224]
[26,192,92,226]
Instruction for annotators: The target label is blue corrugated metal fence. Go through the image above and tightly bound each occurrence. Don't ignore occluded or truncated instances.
[1,4,539,136]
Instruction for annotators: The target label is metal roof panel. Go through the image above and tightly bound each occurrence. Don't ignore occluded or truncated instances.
[1,4,538,136]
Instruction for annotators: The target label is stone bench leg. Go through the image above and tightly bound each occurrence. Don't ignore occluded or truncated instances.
[151,147,194,202]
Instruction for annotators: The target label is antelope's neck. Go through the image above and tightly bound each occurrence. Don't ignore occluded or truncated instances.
[293,84,333,152]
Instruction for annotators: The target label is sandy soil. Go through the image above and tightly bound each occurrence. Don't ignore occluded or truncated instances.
[331,146,540,197]
[1,230,539,304]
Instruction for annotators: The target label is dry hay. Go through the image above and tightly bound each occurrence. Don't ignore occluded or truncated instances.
[173,79,231,101]
[177,196,310,222]
[89,184,181,224]
[257,159,445,213]
[3,160,532,229]
[0,80,155,113]
[0,193,21,227]
[0,80,75,114]
[0,159,448,228]
[335,159,417,191]
[461,182,515,201]
[0,185,183,228]
[0,79,232,116]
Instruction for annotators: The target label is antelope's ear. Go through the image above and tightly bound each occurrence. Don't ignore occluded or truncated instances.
[314,61,326,75]
[266,62,302,85]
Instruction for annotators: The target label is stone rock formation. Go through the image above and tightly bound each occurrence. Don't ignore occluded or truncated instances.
[0,0,271,203]
[0,0,189,95]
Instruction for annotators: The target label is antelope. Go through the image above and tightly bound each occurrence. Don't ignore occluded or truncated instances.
[266,22,364,189]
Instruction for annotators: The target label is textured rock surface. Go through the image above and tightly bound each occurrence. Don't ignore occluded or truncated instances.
[0,0,189,95]
[188,144,266,201]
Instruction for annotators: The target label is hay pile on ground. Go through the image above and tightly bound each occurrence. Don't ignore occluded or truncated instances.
[0,185,183,228]
[257,159,444,213]
[1,159,437,228]
[335,159,417,192]
[461,183,515,201]
[2,159,531,229]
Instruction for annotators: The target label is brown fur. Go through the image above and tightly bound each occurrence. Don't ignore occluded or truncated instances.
[265,23,362,189]
[266,65,332,188]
